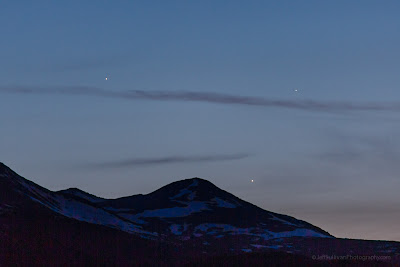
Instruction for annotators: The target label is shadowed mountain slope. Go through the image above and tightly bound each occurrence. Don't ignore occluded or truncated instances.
[1,162,399,266]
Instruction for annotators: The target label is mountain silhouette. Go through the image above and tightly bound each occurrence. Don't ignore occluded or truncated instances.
[1,162,399,266]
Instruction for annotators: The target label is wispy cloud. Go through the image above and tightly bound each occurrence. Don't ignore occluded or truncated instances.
[316,130,400,164]
[2,85,400,113]
[84,153,251,169]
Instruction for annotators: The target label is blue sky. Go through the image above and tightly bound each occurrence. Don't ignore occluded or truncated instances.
[1,1,400,241]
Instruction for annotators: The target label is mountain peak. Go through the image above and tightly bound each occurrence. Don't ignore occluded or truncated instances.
[148,177,224,202]
[57,187,106,203]
[100,177,236,212]
[161,177,217,189]
[58,187,86,194]
[1,163,399,266]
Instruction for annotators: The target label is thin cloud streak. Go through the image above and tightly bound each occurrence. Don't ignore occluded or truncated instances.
[2,85,400,113]
[85,153,251,169]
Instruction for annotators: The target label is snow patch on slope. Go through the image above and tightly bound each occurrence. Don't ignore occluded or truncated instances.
[193,223,331,240]
[170,188,192,200]
[128,201,210,219]
[14,178,156,237]
[250,244,268,249]
[170,179,199,200]
[118,213,147,224]
[170,224,188,235]
[251,244,282,249]
[103,207,133,212]
[212,197,236,208]
[269,215,298,226]
[268,228,329,239]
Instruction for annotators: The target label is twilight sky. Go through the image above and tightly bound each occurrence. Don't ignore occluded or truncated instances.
[1,1,400,241]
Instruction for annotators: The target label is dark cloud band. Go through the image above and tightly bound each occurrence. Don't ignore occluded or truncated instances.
[1,86,400,112]
[85,154,250,169]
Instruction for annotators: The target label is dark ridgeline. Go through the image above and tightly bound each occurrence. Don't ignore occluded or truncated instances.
[0,162,398,266]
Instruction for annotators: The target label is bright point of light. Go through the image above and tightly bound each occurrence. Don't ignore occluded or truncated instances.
[251,179,254,183]
[294,89,298,92]
[105,77,108,81]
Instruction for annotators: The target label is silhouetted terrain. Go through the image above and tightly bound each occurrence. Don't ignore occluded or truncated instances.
[1,162,398,266]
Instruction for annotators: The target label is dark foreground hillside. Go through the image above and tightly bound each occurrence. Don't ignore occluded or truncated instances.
[1,162,399,266]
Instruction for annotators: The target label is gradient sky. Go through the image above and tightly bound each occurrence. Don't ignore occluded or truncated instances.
[1,1,400,241]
